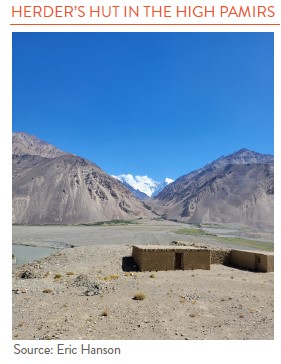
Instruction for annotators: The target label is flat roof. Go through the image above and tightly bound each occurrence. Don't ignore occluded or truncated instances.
[133,245,208,251]
[231,249,274,256]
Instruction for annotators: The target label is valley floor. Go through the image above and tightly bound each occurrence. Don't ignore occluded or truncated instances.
[12,218,274,251]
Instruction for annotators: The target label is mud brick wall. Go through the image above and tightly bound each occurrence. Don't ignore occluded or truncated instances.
[132,246,273,273]
[266,255,274,272]
[183,250,210,270]
[132,246,210,272]
[132,247,175,271]
[231,250,274,272]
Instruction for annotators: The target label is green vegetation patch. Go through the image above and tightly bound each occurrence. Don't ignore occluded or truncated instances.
[175,228,273,252]
[176,228,216,237]
[215,236,274,252]
[81,219,137,226]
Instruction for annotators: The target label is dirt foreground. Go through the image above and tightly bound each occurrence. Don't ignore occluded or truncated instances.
[12,244,274,340]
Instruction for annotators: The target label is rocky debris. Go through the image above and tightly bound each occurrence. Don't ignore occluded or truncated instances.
[72,274,105,296]
[72,274,92,287]
[180,293,200,301]
[14,263,48,279]
[37,334,60,340]
[170,241,208,249]
[16,269,35,279]
[170,241,187,246]
[12,288,27,294]
[84,288,100,296]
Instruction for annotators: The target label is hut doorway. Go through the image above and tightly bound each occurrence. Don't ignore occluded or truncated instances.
[255,255,261,271]
[175,253,183,270]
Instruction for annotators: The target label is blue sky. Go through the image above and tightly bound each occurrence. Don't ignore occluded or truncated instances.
[13,32,274,181]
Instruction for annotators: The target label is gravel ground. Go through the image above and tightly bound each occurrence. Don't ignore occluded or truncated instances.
[12,244,274,340]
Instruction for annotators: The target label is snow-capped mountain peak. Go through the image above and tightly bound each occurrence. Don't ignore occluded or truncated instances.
[151,178,174,198]
[164,178,174,184]
[112,174,173,198]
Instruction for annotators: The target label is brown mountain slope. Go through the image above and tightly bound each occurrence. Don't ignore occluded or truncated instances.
[12,134,154,224]
[152,149,274,227]
[12,132,70,158]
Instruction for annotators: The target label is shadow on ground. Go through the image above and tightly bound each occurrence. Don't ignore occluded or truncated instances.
[122,256,139,272]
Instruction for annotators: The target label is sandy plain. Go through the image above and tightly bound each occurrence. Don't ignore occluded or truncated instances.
[12,219,274,340]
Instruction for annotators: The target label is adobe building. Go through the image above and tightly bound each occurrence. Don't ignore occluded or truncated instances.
[230,249,274,272]
[132,245,274,273]
[132,245,211,272]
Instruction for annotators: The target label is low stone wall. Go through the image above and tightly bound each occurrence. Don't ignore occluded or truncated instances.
[210,249,231,265]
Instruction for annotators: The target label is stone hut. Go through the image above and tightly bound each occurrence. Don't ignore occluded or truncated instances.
[132,245,274,273]
[132,245,211,272]
[231,249,274,272]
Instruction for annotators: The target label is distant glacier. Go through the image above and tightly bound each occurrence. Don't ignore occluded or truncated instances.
[111,174,173,199]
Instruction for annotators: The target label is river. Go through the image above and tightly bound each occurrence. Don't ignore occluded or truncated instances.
[12,244,59,266]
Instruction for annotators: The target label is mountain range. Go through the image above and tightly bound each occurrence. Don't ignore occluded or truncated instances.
[12,132,274,227]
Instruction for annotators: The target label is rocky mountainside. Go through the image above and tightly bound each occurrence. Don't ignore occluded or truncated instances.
[12,132,70,158]
[12,133,154,224]
[152,149,274,227]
